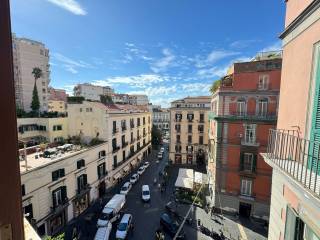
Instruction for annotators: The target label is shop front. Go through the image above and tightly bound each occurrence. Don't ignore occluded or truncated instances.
[47,208,67,236]
[98,181,106,198]
[73,190,90,218]
[187,154,193,164]
[175,154,182,164]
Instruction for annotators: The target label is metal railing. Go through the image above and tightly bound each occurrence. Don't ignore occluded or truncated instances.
[220,111,277,121]
[266,129,320,197]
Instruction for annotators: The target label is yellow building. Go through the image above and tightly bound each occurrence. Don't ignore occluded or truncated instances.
[48,100,66,113]
[169,96,211,164]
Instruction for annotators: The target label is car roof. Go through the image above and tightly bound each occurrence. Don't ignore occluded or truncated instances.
[161,213,172,223]
[131,174,137,177]
[142,185,149,190]
[120,213,132,222]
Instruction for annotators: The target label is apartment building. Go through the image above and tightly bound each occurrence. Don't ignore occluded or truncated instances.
[111,93,130,104]
[20,142,109,237]
[12,35,50,112]
[17,117,68,147]
[67,101,152,186]
[73,83,114,101]
[153,107,170,131]
[169,96,211,165]
[48,88,68,113]
[261,0,320,239]
[207,57,282,220]
[128,94,149,105]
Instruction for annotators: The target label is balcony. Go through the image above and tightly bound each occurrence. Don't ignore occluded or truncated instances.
[239,164,256,176]
[137,136,141,140]
[130,138,135,144]
[122,142,128,148]
[187,119,193,123]
[143,133,147,137]
[130,124,135,129]
[215,111,277,122]
[112,128,119,135]
[241,139,260,147]
[121,126,127,132]
[76,184,91,195]
[263,129,320,198]
[112,146,120,153]
[51,197,69,213]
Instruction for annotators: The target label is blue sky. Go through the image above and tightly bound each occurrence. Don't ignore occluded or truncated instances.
[10,0,285,107]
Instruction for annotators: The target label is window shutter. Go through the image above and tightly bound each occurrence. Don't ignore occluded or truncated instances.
[77,177,81,191]
[77,161,81,169]
[103,163,106,175]
[52,191,56,207]
[52,171,58,181]
[240,153,244,171]
[97,166,100,178]
[284,207,298,240]
[83,174,87,186]
[253,154,257,172]
[61,186,67,201]
[60,169,65,177]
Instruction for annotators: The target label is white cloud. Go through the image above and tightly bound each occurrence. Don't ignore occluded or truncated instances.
[151,48,176,73]
[197,66,229,79]
[229,39,259,49]
[261,41,282,52]
[194,50,240,68]
[181,83,211,93]
[53,53,93,74]
[46,0,87,15]
[128,85,177,97]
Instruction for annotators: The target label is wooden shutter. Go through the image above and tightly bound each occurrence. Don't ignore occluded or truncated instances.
[52,191,56,207]
[77,160,81,169]
[60,168,65,177]
[103,163,106,175]
[83,174,87,186]
[77,176,81,191]
[52,171,58,181]
[61,186,67,201]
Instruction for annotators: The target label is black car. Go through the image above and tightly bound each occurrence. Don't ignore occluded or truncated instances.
[160,213,185,239]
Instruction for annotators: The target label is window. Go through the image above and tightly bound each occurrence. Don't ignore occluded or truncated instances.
[186,145,193,153]
[99,150,106,158]
[80,108,82,112]
[199,113,204,122]
[122,135,126,146]
[175,124,181,132]
[137,118,141,126]
[113,121,117,133]
[244,124,256,144]
[53,125,62,131]
[175,113,182,122]
[237,99,246,116]
[198,125,204,133]
[121,120,126,131]
[76,159,85,169]
[131,132,133,142]
[77,174,87,192]
[175,145,182,153]
[188,125,192,133]
[240,179,252,196]
[21,184,25,196]
[52,169,65,181]
[188,135,192,143]
[257,99,268,116]
[143,117,145,125]
[97,163,106,179]
[240,153,257,172]
[258,75,269,90]
[176,135,181,143]
[199,136,203,145]
[52,186,67,208]
[187,113,194,122]
[148,116,151,123]
[123,150,126,161]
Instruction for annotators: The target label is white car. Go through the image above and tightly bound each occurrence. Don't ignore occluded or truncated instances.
[160,147,164,152]
[142,185,150,202]
[143,161,150,168]
[130,174,139,184]
[137,166,145,175]
[116,214,133,239]
[94,222,112,240]
[120,182,132,195]
[157,152,163,160]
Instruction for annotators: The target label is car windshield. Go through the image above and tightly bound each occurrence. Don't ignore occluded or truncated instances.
[118,222,127,231]
[121,186,128,191]
[99,212,112,220]
[131,176,135,180]
[143,190,149,195]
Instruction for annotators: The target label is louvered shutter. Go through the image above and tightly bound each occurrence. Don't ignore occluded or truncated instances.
[83,174,87,186]
[61,186,67,201]
[52,191,56,207]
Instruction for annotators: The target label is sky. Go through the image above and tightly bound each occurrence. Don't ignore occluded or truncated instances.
[10,0,285,107]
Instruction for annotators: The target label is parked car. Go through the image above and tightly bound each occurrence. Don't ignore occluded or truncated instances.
[94,222,112,240]
[115,214,133,240]
[120,182,132,195]
[143,161,150,168]
[130,173,139,184]
[97,194,126,227]
[157,152,163,160]
[160,213,185,239]
[160,147,164,152]
[141,185,150,202]
[137,166,145,175]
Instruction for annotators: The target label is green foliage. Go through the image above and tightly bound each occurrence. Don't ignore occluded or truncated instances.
[32,67,43,80]
[16,107,26,118]
[151,124,162,145]
[100,95,113,104]
[67,135,81,145]
[67,96,85,104]
[44,233,65,240]
[89,137,104,146]
[209,79,221,94]
[31,82,40,113]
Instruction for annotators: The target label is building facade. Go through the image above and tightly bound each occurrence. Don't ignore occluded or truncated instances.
[20,142,109,237]
[128,94,149,105]
[169,96,211,165]
[207,57,282,220]
[67,101,152,187]
[261,0,320,239]
[12,35,50,112]
[48,88,68,113]
[111,94,130,104]
[17,117,68,147]
[153,108,170,131]
[73,83,114,101]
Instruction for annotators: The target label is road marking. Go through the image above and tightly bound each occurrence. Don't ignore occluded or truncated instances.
[237,223,247,240]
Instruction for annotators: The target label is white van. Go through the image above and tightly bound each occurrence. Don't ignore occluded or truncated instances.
[142,185,150,202]
[97,194,126,227]
[94,222,112,240]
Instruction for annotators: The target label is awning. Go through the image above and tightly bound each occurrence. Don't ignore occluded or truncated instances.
[113,172,121,179]
[178,168,194,179]
[194,172,208,184]
[123,165,130,172]
[175,177,193,189]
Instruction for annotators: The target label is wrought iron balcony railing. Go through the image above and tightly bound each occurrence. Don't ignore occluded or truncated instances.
[215,111,277,122]
[112,146,120,153]
[265,129,320,197]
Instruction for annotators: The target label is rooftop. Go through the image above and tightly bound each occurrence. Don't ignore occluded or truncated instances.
[171,96,211,103]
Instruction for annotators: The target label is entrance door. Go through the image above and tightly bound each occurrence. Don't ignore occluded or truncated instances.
[239,202,251,218]
[98,181,106,198]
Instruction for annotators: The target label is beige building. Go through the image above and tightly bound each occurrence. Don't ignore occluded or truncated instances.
[48,88,68,113]
[128,94,149,105]
[67,101,152,185]
[261,0,320,239]
[12,35,50,112]
[169,96,211,164]
[20,142,109,237]
[17,117,68,146]
[73,83,114,101]
[153,108,170,131]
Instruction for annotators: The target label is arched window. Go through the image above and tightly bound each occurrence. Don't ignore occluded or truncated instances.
[237,99,246,116]
[257,98,268,116]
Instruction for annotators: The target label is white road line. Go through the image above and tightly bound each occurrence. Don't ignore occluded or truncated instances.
[237,223,248,240]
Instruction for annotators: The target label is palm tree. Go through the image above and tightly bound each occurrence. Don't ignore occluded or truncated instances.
[31,67,42,115]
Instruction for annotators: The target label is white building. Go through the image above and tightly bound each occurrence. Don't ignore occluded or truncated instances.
[12,35,50,112]
[153,108,170,131]
[20,142,109,237]
[128,94,149,105]
[73,83,114,101]
[111,94,130,104]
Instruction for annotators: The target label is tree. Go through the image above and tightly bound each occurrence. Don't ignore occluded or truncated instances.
[100,95,113,104]
[151,124,162,145]
[31,67,42,113]
[209,79,221,94]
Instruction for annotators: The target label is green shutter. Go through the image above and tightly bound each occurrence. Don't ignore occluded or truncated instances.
[253,154,257,173]
[61,186,67,201]
[240,153,244,171]
[284,207,297,240]
[83,174,87,186]
[52,191,56,207]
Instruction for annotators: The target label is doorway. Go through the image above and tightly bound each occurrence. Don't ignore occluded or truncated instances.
[239,202,251,218]
[98,181,106,198]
